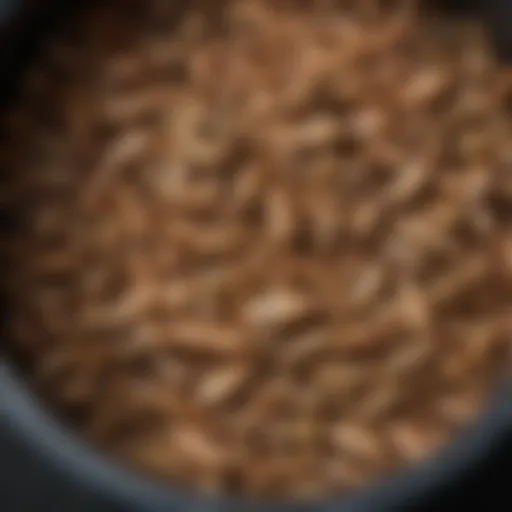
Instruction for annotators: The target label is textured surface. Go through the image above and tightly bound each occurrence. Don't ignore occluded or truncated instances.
[2,0,512,501]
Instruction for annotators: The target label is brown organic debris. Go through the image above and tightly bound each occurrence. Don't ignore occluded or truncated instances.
[2,0,512,501]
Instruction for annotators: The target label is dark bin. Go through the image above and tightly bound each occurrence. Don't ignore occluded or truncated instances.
[1,1,512,511]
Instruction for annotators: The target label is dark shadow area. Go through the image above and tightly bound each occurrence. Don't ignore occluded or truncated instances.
[423,0,482,16]
[416,443,512,510]
[422,0,512,62]
[0,0,87,108]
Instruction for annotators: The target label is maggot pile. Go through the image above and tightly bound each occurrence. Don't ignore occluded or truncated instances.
[2,0,512,500]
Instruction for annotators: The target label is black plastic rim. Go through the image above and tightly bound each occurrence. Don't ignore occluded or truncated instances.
[1,1,512,511]
[2,361,512,512]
